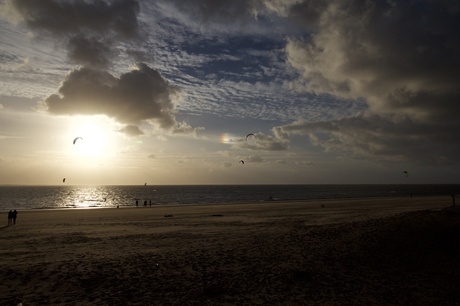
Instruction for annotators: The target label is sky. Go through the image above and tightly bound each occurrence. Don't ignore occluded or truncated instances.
[0,0,459,185]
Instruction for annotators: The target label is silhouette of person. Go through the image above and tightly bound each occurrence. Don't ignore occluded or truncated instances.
[7,210,12,225]
[12,210,18,225]
[136,200,139,207]
[149,200,152,207]
[144,200,147,207]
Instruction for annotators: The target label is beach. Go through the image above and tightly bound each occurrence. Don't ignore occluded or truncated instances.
[1,196,460,305]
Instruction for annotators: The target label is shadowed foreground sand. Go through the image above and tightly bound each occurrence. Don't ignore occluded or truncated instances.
[1,196,460,305]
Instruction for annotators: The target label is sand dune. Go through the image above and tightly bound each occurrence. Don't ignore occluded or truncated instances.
[1,196,460,305]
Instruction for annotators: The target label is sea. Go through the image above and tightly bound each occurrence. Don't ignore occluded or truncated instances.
[1,184,459,211]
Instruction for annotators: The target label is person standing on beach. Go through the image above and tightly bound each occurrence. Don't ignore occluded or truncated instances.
[12,210,18,225]
[7,210,13,225]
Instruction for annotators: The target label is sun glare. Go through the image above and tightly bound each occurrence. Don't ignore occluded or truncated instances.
[221,133,239,144]
[69,116,117,159]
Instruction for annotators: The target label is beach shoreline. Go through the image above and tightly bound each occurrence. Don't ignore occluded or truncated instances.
[1,196,459,305]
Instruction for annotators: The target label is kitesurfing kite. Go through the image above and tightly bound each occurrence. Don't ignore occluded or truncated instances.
[63,178,66,183]
[73,137,83,145]
[402,170,408,178]
[245,133,255,144]
[240,160,245,165]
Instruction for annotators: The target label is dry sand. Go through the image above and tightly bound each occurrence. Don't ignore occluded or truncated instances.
[1,196,460,305]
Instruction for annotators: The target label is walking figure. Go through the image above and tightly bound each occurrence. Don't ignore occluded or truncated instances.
[7,210,12,225]
[12,210,18,225]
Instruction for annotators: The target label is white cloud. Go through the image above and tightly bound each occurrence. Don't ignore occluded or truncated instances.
[233,132,289,151]
[245,155,264,163]
[118,124,144,137]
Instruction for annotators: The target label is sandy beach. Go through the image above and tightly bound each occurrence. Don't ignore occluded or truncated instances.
[1,196,460,305]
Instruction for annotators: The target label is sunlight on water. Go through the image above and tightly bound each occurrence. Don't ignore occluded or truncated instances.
[0,184,459,211]
[0,186,117,210]
[59,186,110,208]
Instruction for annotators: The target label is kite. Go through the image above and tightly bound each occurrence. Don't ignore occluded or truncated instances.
[402,170,408,178]
[63,178,66,183]
[240,160,244,164]
[245,133,255,144]
[73,137,83,145]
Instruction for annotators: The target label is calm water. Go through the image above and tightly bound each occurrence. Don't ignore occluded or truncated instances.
[0,184,459,211]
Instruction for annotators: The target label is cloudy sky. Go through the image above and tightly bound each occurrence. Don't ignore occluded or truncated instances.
[0,0,459,185]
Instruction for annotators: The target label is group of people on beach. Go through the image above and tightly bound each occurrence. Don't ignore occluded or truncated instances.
[7,210,18,225]
[135,200,153,207]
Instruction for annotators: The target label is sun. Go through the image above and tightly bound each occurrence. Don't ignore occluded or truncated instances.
[69,116,117,158]
[73,127,107,156]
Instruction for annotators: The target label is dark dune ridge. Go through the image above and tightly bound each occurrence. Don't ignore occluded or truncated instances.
[1,197,459,305]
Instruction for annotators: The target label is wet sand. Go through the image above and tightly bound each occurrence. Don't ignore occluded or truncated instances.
[1,196,460,305]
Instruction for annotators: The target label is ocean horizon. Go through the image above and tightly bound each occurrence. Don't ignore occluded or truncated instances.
[1,184,459,212]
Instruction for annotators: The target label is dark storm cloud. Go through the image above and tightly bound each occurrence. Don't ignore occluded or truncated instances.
[285,0,460,123]
[162,0,460,163]
[45,63,182,129]
[7,0,140,67]
[274,114,460,166]
[273,0,460,164]
[8,0,140,37]
[6,0,201,135]
[67,35,112,68]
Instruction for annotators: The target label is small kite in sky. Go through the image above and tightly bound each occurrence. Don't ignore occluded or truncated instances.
[73,137,83,145]
[63,178,66,183]
[240,160,245,165]
[245,133,255,144]
[402,170,408,178]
